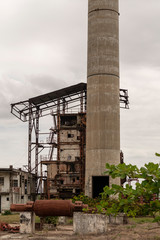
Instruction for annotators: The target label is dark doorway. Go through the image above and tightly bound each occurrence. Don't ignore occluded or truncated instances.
[92,176,109,198]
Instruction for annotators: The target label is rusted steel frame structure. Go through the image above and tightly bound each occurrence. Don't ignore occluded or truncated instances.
[44,95,86,198]
[11,83,87,194]
[119,89,129,109]
[11,83,87,165]
[11,83,129,196]
[11,84,128,123]
[11,83,87,122]
[79,113,86,191]
[57,99,60,177]
[28,104,40,176]
[56,111,86,197]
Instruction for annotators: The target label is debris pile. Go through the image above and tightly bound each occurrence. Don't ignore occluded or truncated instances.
[0,222,19,233]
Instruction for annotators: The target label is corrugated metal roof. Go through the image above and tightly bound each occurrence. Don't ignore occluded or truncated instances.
[29,82,87,106]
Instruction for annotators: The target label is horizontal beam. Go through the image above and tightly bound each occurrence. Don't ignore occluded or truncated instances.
[11,86,129,122]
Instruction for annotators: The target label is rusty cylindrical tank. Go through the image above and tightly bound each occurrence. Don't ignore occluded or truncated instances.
[10,200,88,217]
[34,200,74,217]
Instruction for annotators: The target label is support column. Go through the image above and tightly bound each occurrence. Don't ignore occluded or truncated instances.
[20,212,35,234]
[35,107,39,177]
[57,99,60,175]
[85,0,120,197]
[28,102,32,173]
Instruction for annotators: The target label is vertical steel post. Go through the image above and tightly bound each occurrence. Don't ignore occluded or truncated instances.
[80,92,83,113]
[40,161,43,196]
[35,107,39,177]
[84,90,87,112]
[57,99,60,175]
[28,102,32,173]
[62,98,65,114]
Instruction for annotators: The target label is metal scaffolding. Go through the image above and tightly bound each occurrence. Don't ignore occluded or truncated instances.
[11,82,129,195]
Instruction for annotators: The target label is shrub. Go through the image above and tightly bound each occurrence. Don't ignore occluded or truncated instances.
[72,192,100,207]
[2,210,12,215]
[44,216,58,226]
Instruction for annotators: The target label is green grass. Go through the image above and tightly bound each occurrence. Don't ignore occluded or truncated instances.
[0,214,40,224]
[0,214,20,224]
[126,224,136,229]
[35,216,40,223]
[130,217,154,224]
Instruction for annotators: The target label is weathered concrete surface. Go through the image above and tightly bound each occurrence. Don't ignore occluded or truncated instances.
[58,216,67,225]
[85,0,120,197]
[73,212,108,235]
[20,212,35,234]
[109,213,128,225]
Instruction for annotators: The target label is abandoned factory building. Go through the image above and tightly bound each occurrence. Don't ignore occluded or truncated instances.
[11,83,128,199]
[0,166,36,212]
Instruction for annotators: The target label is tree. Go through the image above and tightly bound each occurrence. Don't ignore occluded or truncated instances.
[96,162,160,218]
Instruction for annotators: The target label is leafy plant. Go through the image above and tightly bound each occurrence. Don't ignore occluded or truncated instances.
[73,162,160,224]
[72,192,100,207]
[96,162,160,219]
[2,210,12,215]
[44,216,58,225]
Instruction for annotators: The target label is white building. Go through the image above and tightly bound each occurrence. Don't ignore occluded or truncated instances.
[0,166,36,212]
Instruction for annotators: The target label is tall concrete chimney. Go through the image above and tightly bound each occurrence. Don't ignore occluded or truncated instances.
[85,0,120,197]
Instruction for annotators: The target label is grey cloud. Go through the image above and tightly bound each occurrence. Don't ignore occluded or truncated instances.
[0,0,160,168]
[121,66,160,167]
[120,0,160,67]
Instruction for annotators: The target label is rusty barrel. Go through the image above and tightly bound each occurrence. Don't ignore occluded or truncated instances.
[33,200,74,217]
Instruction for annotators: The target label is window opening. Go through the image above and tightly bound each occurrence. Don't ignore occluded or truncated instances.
[25,179,27,194]
[13,180,18,187]
[68,134,74,138]
[0,177,4,186]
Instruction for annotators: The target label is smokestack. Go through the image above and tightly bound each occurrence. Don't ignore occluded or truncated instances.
[85,0,120,197]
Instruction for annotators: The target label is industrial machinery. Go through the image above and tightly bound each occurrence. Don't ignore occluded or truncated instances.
[11,83,128,199]
[10,200,88,217]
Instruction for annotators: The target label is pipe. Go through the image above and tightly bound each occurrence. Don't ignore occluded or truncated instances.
[10,200,88,217]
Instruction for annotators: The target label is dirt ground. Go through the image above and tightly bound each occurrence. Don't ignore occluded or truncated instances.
[1,221,160,240]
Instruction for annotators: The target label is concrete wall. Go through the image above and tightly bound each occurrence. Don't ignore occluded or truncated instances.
[1,193,28,211]
[73,212,127,235]
[47,164,57,179]
[73,212,108,234]
[20,212,35,234]
[85,0,120,197]
[1,195,10,211]
[60,147,80,162]
[59,129,80,162]
[60,130,80,143]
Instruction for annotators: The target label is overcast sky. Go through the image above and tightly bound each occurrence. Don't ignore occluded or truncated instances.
[0,0,160,170]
